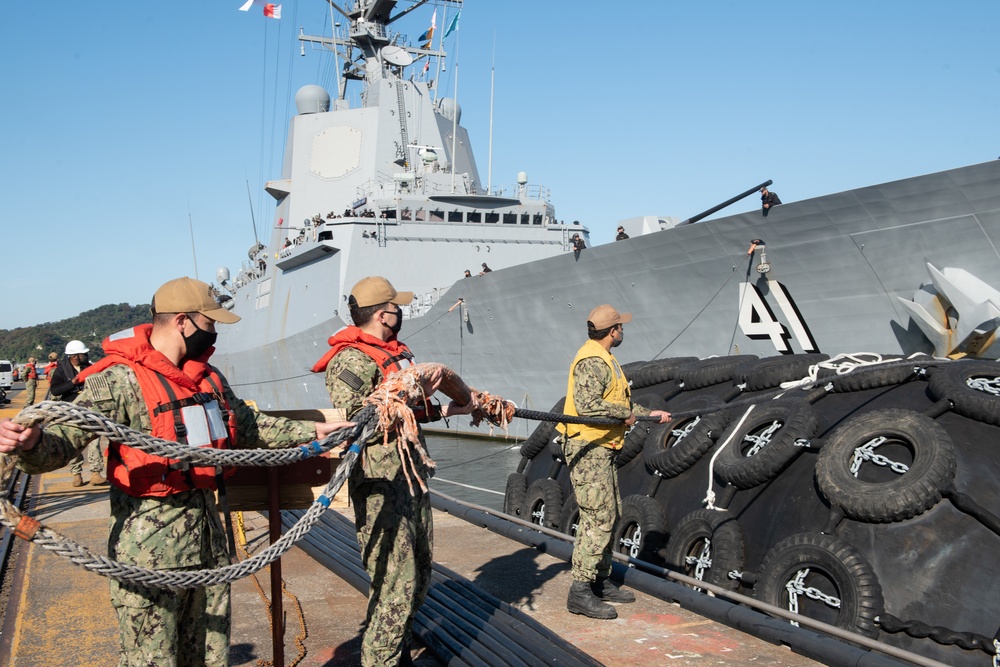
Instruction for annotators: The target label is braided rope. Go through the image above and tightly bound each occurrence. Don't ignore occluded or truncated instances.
[0,409,378,590]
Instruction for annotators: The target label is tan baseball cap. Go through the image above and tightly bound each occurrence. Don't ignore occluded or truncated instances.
[150,277,241,324]
[350,276,414,309]
[588,304,632,330]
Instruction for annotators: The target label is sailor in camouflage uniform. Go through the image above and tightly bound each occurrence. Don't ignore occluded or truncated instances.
[1,277,352,667]
[23,357,38,405]
[312,276,475,667]
[556,305,670,620]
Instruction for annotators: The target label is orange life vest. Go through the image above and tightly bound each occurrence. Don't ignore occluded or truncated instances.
[311,326,415,376]
[78,324,238,498]
[24,363,37,380]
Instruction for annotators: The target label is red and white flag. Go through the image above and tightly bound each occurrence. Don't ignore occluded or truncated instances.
[239,0,281,19]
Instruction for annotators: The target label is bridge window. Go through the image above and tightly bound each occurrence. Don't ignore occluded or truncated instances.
[503,213,517,224]
[430,209,445,222]
[448,210,463,222]
[485,213,499,224]
[521,214,531,225]
[532,214,543,225]
[468,211,481,223]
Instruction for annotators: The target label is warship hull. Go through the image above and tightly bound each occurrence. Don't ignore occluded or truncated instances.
[216,159,1000,441]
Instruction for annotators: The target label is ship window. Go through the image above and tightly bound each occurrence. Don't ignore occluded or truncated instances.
[521,214,530,225]
[532,214,543,225]
[415,209,426,221]
[468,211,481,223]
[503,213,517,224]
[401,208,412,221]
[485,213,499,224]
[383,209,397,220]
[318,231,333,242]
[448,211,463,222]
[430,209,445,222]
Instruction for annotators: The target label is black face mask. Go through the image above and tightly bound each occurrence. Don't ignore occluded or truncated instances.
[388,314,403,336]
[183,318,218,359]
[611,327,624,348]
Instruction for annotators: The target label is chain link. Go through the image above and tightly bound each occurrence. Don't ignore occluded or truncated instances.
[785,567,842,628]
[743,420,782,458]
[618,524,643,559]
[684,538,713,589]
[993,639,1000,667]
[669,416,700,448]
[850,436,910,477]
[968,376,1000,396]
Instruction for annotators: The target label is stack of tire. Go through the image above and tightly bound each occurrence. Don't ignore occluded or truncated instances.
[504,353,1000,666]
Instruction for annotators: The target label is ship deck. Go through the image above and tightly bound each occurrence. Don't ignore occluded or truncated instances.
[1,384,820,666]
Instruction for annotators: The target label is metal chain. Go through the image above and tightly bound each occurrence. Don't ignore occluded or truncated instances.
[618,524,642,559]
[968,377,1000,396]
[669,416,700,448]
[785,567,842,629]
[850,436,910,477]
[684,538,713,586]
[743,420,782,458]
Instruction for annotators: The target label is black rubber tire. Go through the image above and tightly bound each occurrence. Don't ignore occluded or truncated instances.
[815,409,956,522]
[613,495,668,564]
[643,395,730,478]
[713,399,818,489]
[754,533,883,638]
[739,354,831,391]
[620,361,650,382]
[819,355,928,392]
[519,397,565,459]
[927,360,1000,426]
[524,479,563,530]
[559,494,580,537]
[616,394,669,467]
[503,473,528,518]
[665,508,745,591]
[629,357,698,389]
[676,355,759,390]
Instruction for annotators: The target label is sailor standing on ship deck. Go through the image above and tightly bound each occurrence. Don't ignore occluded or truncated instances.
[557,305,670,619]
[0,277,351,667]
[313,276,476,666]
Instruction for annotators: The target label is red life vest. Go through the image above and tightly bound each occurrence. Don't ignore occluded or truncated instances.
[78,324,238,498]
[43,362,57,377]
[311,326,415,376]
[24,363,37,380]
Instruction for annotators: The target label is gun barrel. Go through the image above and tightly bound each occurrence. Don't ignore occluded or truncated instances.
[679,179,773,226]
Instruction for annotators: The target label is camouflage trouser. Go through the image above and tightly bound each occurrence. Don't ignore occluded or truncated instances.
[69,439,105,475]
[563,437,621,583]
[24,379,37,405]
[351,474,433,667]
[110,573,230,667]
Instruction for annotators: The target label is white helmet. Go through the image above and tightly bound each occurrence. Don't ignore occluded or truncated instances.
[65,340,90,355]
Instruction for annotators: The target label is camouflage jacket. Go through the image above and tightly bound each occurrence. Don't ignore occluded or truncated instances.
[324,347,431,482]
[15,363,318,569]
[573,357,651,420]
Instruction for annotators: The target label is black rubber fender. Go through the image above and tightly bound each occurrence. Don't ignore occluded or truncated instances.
[524,479,563,530]
[815,408,956,522]
[628,357,697,389]
[664,508,745,591]
[927,360,1000,426]
[643,394,730,478]
[559,493,580,537]
[519,397,565,459]
[738,353,831,391]
[819,354,929,392]
[616,394,668,468]
[712,399,818,489]
[675,355,759,390]
[613,495,668,564]
[754,532,883,638]
[503,473,527,518]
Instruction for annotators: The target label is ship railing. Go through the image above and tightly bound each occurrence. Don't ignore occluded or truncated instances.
[404,287,451,319]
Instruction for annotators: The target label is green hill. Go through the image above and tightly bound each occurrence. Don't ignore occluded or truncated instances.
[0,303,150,363]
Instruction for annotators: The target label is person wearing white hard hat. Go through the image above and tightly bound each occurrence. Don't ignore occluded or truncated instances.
[50,340,107,487]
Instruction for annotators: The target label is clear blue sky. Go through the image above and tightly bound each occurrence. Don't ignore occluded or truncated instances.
[2,1,998,330]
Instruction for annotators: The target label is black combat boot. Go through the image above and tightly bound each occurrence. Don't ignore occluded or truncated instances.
[592,578,635,603]
[567,580,617,619]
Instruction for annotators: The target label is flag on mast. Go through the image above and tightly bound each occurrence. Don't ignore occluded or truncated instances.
[418,9,436,45]
[239,0,282,19]
[444,10,460,38]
